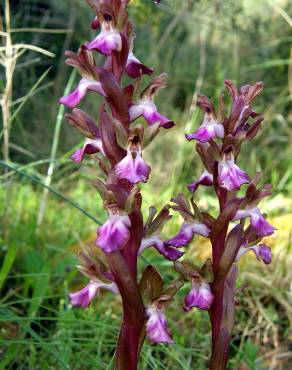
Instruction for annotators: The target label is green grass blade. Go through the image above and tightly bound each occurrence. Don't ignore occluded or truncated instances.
[0,160,101,225]
[0,242,18,291]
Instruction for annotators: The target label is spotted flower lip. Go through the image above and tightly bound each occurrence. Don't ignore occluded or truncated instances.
[185,115,224,143]
[187,170,213,193]
[146,306,174,344]
[85,23,122,55]
[139,236,184,261]
[184,282,213,311]
[96,213,131,253]
[236,243,272,265]
[129,97,174,128]
[59,78,106,108]
[69,279,119,308]
[218,154,250,191]
[233,207,276,237]
[126,52,154,79]
[115,148,151,184]
[165,222,210,248]
[70,137,104,163]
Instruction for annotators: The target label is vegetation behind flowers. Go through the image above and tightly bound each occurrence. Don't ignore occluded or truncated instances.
[0,0,291,369]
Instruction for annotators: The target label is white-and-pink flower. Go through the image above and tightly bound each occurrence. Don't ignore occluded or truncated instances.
[218,154,250,191]
[129,97,174,129]
[85,23,122,55]
[186,114,224,143]
[184,282,213,311]
[59,78,106,108]
[233,207,276,237]
[165,221,210,248]
[96,213,131,253]
[70,137,104,163]
[115,148,151,184]
[69,279,118,308]
[146,306,174,344]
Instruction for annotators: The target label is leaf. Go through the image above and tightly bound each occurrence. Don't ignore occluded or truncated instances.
[97,68,129,125]
[28,267,50,318]
[105,353,115,370]
[227,97,245,133]
[0,243,18,291]
[139,265,163,303]
[92,178,109,200]
[66,108,100,139]
[224,80,238,101]
[146,205,172,236]
[197,93,215,116]
[99,108,126,165]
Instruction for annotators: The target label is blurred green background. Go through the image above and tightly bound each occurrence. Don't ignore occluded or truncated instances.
[0,0,291,369]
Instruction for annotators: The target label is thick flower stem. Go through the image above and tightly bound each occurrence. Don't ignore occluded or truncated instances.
[115,315,145,370]
[106,238,145,370]
[209,266,237,370]
[209,289,229,370]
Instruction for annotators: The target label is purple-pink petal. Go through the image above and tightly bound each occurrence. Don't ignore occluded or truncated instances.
[186,126,216,142]
[139,236,184,261]
[165,222,210,248]
[256,244,272,264]
[146,307,174,344]
[233,207,276,237]
[143,109,174,128]
[115,150,151,184]
[250,213,276,237]
[59,78,106,108]
[129,98,174,128]
[184,282,213,311]
[126,52,154,79]
[70,138,104,164]
[218,157,250,191]
[187,171,213,193]
[69,280,118,308]
[165,223,194,247]
[236,243,272,265]
[96,214,131,253]
[186,116,224,143]
[85,25,122,55]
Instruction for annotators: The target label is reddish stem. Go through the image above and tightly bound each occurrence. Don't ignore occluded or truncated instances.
[106,206,145,370]
[115,314,145,370]
[210,174,230,369]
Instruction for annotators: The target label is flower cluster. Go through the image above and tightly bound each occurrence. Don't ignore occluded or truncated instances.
[60,1,180,367]
[60,1,274,368]
[178,80,275,368]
